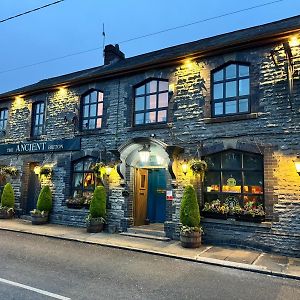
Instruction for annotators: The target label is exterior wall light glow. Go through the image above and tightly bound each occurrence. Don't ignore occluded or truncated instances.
[182,160,188,175]
[105,166,113,176]
[289,36,300,47]
[138,144,151,163]
[294,154,300,176]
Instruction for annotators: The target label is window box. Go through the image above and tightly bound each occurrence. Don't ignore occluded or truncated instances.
[235,214,265,223]
[202,211,228,220]
[66,203,83,209]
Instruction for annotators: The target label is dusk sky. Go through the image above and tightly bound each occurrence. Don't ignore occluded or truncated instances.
[0,0,299,94]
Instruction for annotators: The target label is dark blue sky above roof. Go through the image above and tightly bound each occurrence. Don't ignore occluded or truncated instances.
[0,0,299,94]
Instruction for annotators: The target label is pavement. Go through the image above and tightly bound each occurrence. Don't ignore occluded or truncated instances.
[0,219,299,281]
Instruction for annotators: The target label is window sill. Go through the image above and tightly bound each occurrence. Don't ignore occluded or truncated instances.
[204,113,258,124]
[201,217,271,228]
[76,129,104,136]
[127,123,171,132]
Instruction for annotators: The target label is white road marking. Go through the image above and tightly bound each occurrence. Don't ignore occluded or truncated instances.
[0,277,71,300]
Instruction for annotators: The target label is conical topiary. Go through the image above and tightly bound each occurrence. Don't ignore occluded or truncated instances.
[89,186,106,218]
[1,183,15,208]
[180,185,200,228]
[37,185,52,212]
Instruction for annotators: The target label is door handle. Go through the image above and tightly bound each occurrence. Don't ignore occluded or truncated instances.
[140,192,145,195]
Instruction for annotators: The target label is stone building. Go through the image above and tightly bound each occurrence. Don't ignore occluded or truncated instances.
[0,16,299,257]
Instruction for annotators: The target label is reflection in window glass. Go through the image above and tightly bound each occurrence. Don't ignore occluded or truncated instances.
[213,83,223,99]
[157,110,167,122]
[226,81,237,97]
[145,111,156,123]
[225,101,237,114]
[239,99,249,112]
[239,79,249,96]
[214,103,223,115]
[225,64,236,79]
[213,69,223,82]
[135,113,144,125]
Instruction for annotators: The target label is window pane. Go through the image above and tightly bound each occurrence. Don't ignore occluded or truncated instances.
[213,83,223,99]
[0,110,4,119]
[222,151,242,169]
[158,92,168,108]
[40,102,45,112]
[39,114,44,126]
[135,96,144,111]
[243,153,263,170]
[157,110,167,122]
[84,173,95,190]
[239,79,249,96]
[4,109,8,119]
[135,85,145,96]
[84,159,94,171]
[145,111,156,123]
[84,95,89,104]
[146,95,156,109]
[73,174,83,189]
[74,161,83,171]
[96,118,102,128]
[135,113,144,125]
[97,103,103,116]
[84,105,89,117]
[205,172,220,192]
[222,171,242,193]
[90,104,96,117]
[225,64,236,79]
[89,119,95,129]
[213,69,223,82]
[225,81,237,97]
[243,172,263,194]
[239,65,249,77]
[225,100,237,114]
[146,81,157,94]
[98,92,103,102]
[214,102,223,115]
[239,99,249,112]
[243,195,263,206]
[90,91,97,103]
[159,81,168,91]
[35,115,40,125]
[205,154,221,169]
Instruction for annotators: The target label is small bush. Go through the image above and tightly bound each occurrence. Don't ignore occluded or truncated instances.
[89,186,106,219]
[1,183,15,208]
[37,186,52,212]
[180,185,200,228]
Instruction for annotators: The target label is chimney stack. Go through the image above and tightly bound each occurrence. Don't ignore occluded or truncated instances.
[104,44,125,65]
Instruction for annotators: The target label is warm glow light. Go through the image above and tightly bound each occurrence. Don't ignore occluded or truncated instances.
[184,59,194,70]
[294,154,300,175]
[169,83,175,93]
[139,145,151,163]
[14,96,25,109]
[182,160,188,175]
[105,166,113,176]
[34,166,41,175]
[289,36,300,47]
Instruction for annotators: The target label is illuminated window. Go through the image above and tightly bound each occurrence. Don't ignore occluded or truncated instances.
[72,157,97,197]
[134,79,169,125]
[81,90,103,130]
[204,150,263,207]
[212,63,250,117]
[0,108,8,131]
[31,102,45,137]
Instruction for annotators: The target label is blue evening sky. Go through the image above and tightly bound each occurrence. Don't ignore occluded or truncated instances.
[0,0,299,93]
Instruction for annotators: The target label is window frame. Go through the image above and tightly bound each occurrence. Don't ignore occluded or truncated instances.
[80,89,104,131]
[31,101,45,137]
[203,150,264,208]
[211,62,251,118]
[133,78,169,126]
[0,108,8,132]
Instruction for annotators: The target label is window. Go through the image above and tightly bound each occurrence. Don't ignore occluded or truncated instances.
[134,79,169,125]
[81,90,103,130]
[203,150,263,208]
[212,63,250,117]
[31,102,45,137]
[72,157,96,197]
[0,108,8,131]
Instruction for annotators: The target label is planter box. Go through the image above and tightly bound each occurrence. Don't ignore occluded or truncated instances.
[180,231,201,248]
[87,220,104,233]
[66,203,83,209]
[202,211,228,220]
[235,214,265,223]
[0,209,14,219]
[83,203,90,209]
[31,212,49,225]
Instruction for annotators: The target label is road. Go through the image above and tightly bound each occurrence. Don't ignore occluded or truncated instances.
[0,231,299,300]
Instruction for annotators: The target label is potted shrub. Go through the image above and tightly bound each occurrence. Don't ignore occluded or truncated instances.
[180,185,202,248]
[66,194,85,209]
[234,201,265,223]
[86,186,106,233]
[189,159,207,182]
[202,199,229,219]
[0,183,15,219]
[31,185,52,225]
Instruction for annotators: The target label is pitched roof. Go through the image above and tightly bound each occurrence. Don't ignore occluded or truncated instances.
[1,14,300,99]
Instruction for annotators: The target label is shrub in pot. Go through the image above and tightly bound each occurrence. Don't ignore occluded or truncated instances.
[31,186,52,225]
[0,183,15,219]
[180,184,202,248]
[86,186,106,233]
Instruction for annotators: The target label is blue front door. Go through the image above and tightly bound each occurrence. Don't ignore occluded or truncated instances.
[147,169,166,223]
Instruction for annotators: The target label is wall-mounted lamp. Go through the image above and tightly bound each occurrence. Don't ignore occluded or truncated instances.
[294,154,300,176]
[33,166,41,175]
[181,160,189,176]
[289,35,300,47]
[138,144,151,163]
[105,166,113,177]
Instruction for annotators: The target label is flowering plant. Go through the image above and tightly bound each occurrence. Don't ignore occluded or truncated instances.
[0,206,14,213]
[91,162,106,179]
[30,209,48,216]
[202,200,230,214]
[180,225,203,234]
[234,202,265,217]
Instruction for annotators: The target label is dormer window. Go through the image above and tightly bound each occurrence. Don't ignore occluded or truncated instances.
[134,79,169,126]
[212,63,250,117]
[81,90,103,130]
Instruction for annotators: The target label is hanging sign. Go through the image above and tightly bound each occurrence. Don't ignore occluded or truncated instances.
[166,190,173,201]
[0,138,81,155]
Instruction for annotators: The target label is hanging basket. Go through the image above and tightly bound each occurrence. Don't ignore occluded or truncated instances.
[189,159,207,181]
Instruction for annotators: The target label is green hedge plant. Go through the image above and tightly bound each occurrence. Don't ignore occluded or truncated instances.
[37,185,52,212]
[1,183,15,208]
[89,186,106,219]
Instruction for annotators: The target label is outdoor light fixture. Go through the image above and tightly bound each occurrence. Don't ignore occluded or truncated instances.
[182,160,188,175]
[138,144,151,163]
[294,154,300,176]
[289,35,300,47]
[33,166,41,175]
[105,166,113,177]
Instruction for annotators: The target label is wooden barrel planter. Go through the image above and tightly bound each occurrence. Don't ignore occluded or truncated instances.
[31,212,49,225]
[0,209,14,219]
[180,231,201,248]
[86,220,104,233]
